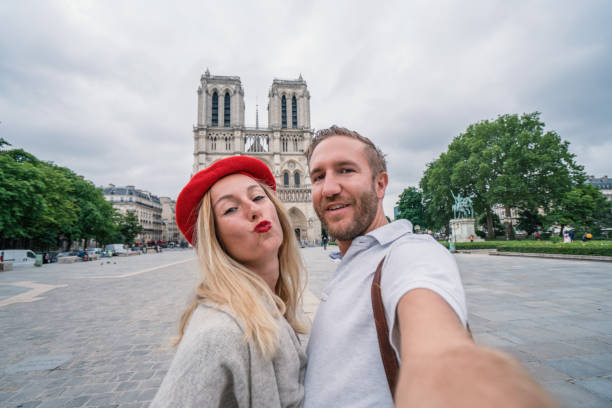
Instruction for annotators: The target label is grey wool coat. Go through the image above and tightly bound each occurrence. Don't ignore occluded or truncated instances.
[150,303,306,407]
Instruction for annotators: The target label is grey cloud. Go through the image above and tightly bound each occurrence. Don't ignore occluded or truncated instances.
[1,0,610,206]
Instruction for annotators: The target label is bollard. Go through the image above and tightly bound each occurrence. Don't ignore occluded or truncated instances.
[449,242,456,253]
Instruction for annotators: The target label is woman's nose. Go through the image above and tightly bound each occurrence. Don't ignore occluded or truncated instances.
[247,202,262,220]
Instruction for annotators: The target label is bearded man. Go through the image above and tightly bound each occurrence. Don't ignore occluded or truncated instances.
[303,126,557,407]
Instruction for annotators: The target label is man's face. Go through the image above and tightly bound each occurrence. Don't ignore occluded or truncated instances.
[309,136,382,241]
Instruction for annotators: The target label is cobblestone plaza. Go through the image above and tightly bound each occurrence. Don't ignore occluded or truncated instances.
[1,248,611,407]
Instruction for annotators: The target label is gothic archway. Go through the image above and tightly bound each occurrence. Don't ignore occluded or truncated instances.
[288,207,307,241]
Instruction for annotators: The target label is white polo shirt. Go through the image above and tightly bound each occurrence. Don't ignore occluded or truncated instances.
[304,220,467,407]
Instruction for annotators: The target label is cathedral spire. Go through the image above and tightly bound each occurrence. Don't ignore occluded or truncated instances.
[255,96,259,129]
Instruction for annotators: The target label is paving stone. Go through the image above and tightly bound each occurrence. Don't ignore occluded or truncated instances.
[13,401,42,408]
[116,390,141,404]
[544,358,611,379]
[64,395,90,407]
[137,388,157,401]
[575,377,612,401]
[114,381,138,392]
[524,362,571,383]
[37,398,72,408]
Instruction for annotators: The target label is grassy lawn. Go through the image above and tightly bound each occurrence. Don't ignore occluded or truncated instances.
[438,240,612,256]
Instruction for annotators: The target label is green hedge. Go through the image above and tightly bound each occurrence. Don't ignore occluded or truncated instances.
[438,240,612,256]
[497,242,612,256]
[437,241,501,250]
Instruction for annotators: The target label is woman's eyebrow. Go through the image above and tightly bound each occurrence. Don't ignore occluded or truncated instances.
[213,194,236,208]
[213,185,263,208]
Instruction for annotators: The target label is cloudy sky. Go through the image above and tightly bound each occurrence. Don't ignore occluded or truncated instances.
[1,0,611,217]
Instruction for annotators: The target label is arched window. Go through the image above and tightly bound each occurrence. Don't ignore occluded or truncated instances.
[292,96,297,128]
[281,137,288,152]
[281,95,287,128]
[294,172,300,186]
[212,92,218,126]
[283,172,289,186]
[224,92,231,127]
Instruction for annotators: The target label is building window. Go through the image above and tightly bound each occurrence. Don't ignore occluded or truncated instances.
[224,92,231,127]
[294,172,300,186]
[225,136,232,150]
[292,96,297,128]
[281,95,287,128]
[293,137,299,151]
[281,137,288,152]
[284,172,289,186]
[212,92,218,126]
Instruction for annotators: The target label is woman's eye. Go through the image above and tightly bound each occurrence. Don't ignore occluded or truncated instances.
[253,195,265,202]
[223,207,237,215]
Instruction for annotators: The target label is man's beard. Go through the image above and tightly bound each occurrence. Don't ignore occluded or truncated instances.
[315,184,379,241]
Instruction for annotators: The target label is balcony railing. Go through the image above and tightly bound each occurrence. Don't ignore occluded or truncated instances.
[277,186,311,202]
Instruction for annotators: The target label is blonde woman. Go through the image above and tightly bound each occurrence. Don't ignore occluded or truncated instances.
[151,156,308,407]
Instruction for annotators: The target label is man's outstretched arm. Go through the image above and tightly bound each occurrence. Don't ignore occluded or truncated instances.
[394,289,558,407]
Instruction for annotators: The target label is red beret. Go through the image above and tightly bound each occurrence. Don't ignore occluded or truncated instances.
[176,156,276,245]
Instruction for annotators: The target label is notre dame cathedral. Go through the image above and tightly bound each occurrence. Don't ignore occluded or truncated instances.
[192,70,321,244]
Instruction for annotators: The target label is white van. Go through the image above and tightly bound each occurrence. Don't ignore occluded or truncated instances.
[0,249,37,266]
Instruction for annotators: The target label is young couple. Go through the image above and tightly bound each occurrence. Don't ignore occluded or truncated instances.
[151,126,557,407]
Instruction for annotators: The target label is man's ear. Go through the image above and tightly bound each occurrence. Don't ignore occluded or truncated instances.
[375,172,388,199]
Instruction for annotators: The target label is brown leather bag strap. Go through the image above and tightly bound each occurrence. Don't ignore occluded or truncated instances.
[371,257,399,399]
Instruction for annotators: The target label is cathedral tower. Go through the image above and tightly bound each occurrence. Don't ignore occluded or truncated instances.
[192,71,320,244]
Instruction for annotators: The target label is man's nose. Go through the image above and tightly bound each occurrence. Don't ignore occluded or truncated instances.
[321,174,341,197]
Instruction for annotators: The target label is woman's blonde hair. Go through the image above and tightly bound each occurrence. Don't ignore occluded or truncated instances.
[175,183,308,358]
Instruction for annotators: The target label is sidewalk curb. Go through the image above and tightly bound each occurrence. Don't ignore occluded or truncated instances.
[488,251,612,262]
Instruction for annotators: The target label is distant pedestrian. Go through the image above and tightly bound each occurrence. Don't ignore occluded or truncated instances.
[469,234,474,242]
[322,235,328,250]
[569,230,574,242]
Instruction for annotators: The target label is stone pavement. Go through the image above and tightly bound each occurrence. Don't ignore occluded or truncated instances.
[0,247,611,407]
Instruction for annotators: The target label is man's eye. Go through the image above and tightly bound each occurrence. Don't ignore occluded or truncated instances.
[312,174,324,181]
[340,168,354,174]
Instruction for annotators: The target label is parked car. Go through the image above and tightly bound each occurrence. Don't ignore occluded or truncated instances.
[0,249,37,266]
[104,244,128,256]
[57,251,79,258]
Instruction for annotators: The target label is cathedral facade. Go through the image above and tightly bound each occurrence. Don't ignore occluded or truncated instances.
[192,70,321,244]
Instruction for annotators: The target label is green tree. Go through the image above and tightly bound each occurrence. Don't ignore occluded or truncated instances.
[118,210,142,245]
[1,146,121,250]
[476,212,504,239]
[66,174,119,249]
[546,184,611,236]
[421,112,583,239]
[516,209,545,236]
[396,187,426,229]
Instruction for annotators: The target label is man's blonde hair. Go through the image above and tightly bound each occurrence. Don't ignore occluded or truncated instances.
[175,184,308,358]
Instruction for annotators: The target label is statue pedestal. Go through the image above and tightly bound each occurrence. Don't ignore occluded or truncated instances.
[450,218,481,242]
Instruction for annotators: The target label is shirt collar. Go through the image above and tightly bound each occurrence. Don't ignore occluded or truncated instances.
[366,219,413,246]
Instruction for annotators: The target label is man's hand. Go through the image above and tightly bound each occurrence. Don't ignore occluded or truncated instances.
[394,289,558,407]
